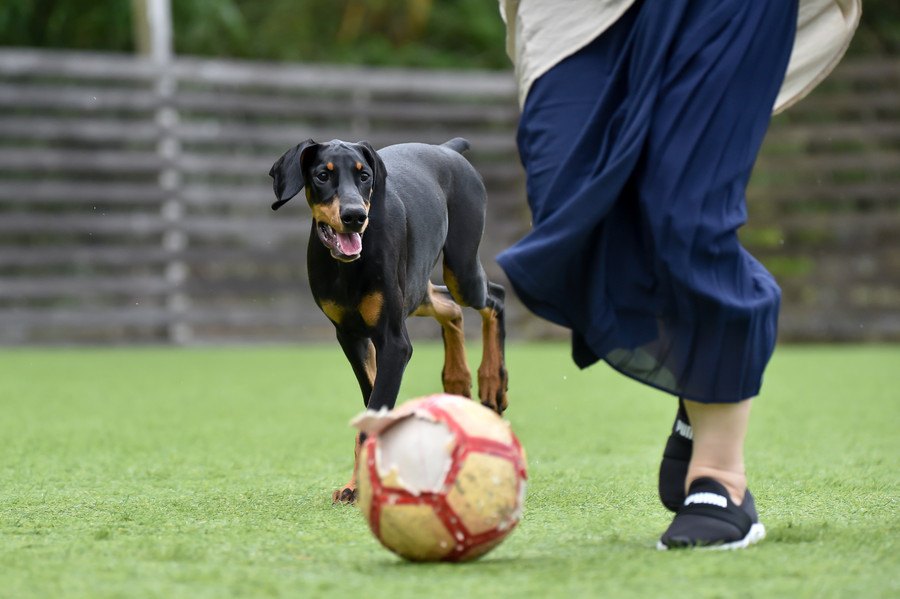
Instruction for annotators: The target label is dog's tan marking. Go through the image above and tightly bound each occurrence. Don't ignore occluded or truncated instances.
[356,162,363,171]
[477,306,508,413]
[358,291,384,328]
[326,162,334,171]
[319,300,345,325]
[413,283,472,397]
[443,268,465,307]
[310,196,342,231]
[363,341,377,388]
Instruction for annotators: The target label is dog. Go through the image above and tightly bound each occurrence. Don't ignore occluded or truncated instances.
[269,138,508,503]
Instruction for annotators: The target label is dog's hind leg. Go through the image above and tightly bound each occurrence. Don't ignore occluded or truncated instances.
[476,282,508,414]
[332,331,376,504]
[441,165,508,413]
[413,282,472,397]
[441,263,508,414]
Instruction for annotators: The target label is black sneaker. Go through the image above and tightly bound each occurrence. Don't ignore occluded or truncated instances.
[658,398,692,512]
[658,477,766,550]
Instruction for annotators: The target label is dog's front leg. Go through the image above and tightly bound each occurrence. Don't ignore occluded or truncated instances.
[332,432,362,505]
[367,322,413,413]
[332,331,375,504]
[331,323,410,505]
[336,330,375,407]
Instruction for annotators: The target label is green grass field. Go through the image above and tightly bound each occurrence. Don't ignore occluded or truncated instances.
[0,343,897,598]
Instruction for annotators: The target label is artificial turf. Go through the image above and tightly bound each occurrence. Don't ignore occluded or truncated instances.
[0,343,897,598]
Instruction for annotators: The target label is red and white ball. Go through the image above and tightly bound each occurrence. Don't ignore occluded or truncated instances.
[352,394,527,562]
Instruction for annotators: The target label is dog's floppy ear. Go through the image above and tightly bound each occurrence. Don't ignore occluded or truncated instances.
[269,139,317,211]
[356,141,386,199]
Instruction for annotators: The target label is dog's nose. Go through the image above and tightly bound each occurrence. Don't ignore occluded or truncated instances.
[341,207,368,230]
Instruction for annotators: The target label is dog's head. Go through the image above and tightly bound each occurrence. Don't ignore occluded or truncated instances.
[269,139,386,263]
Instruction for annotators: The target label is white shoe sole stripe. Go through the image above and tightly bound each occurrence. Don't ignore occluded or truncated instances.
[656,523,766,551]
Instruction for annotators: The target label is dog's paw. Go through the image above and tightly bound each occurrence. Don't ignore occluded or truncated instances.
[332,485,357,505]
[479,392,508,415]
[442,371,472,398]
[477,366,508,414]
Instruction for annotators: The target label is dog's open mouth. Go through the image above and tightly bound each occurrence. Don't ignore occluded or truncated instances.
[316,221,362,262]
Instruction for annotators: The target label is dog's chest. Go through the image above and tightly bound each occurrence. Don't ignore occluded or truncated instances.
[310,271,386,331]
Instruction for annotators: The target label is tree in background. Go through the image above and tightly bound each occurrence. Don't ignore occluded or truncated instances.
[0,0,132,51]
[0,0,508,68]
[0,0,896,68]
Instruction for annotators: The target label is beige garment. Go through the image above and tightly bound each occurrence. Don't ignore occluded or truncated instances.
[499,0,861,114]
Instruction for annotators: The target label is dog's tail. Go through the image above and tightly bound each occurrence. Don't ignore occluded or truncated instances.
[441,137,470,154]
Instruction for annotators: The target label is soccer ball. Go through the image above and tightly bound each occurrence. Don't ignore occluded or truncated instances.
[352,394,527,562]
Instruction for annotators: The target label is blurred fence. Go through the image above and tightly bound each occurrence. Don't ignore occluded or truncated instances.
[0,48,897,344]
[748,59,900,341]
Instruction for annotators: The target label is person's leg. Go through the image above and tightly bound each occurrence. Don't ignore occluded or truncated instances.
[632,0,795,545]
[660,398,751,510]
[658,397,764,550]
[658,398,692,511]
[683,398,751,504]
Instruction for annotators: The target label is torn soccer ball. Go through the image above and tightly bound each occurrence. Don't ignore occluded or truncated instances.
[351,393,527,562]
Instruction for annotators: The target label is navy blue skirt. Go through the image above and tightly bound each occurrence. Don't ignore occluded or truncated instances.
[497,0,798,403]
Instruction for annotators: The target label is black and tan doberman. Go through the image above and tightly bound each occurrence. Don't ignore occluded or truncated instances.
[269,138,507,503]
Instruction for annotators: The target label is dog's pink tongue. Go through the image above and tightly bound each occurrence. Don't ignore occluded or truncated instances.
[337,232,362,255]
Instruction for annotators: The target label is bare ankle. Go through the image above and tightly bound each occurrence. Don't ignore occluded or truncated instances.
[686,465,747,504]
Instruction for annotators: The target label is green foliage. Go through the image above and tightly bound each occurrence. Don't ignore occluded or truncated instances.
[171,0,249,58]
[0,343,898,598]
[179,0,510,69]
[0,0,132,51]
[0,0,895,67]
[850,0,900,56]
[4,0,900,70]
[0,0,509,69]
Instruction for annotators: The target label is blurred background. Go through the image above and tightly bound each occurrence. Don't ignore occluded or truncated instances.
[0,0,897,345]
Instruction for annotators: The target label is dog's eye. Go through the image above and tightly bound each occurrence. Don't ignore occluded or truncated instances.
[359,172,370,182]
[316,172,329,183]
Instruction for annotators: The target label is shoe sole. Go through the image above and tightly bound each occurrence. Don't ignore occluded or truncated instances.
[656,522,766,551]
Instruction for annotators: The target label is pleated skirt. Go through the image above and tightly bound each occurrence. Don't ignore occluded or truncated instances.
[496,0,799,403]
